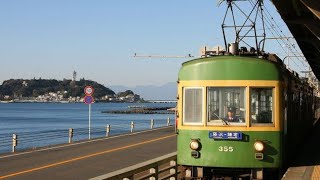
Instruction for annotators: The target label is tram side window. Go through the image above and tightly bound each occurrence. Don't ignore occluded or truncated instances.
[183,87,203,124]
[207,87,246,124]
[250,88,273,124]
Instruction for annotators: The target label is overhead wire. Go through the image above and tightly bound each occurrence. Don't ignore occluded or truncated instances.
[263,1,308,69]
[247,0,309,73]
[263,0,308,67]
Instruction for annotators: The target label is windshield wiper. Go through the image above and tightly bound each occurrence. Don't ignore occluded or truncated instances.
[213,113,229,125]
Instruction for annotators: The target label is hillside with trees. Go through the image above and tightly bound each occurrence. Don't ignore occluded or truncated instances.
[0,78,115,100]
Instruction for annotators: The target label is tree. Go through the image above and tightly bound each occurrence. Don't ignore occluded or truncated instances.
[117,90,134,97]
[0,78,116,100]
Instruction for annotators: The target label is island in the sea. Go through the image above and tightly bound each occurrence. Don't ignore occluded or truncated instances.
[0,78,144,103]
[102,106,175,114]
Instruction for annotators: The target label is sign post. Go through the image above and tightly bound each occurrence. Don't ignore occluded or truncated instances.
[84,86,94,139]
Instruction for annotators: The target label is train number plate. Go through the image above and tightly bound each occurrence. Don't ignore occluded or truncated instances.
[209,131,242,140]
[218,146,234,152]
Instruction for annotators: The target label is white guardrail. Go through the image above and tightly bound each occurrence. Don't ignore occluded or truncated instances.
[89,152,178,180]
[0,118,172,153]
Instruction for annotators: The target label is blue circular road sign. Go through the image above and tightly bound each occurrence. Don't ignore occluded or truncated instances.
[84,95,94,104]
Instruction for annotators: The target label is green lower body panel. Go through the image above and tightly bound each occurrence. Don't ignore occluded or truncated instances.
[177,129,281,168]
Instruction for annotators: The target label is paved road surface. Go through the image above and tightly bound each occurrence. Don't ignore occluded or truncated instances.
[0,127,176,180]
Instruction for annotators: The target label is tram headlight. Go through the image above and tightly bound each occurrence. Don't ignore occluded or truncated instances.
[190,140,200,150]
[254,141,264,152]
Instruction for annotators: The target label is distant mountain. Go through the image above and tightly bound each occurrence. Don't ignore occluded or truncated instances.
[110,82,177,100]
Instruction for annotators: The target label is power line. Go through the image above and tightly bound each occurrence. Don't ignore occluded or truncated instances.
[247,0,309,73]
[133,53,194,59]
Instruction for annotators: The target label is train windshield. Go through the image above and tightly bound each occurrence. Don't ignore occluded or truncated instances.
[207,87,246,126]
[250,88,273,124]
[183,87,204,125]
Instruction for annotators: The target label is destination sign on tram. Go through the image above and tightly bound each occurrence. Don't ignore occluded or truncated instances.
[209,131,242,140]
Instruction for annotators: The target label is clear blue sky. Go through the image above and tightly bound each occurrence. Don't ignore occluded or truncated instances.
[0,0,305,87]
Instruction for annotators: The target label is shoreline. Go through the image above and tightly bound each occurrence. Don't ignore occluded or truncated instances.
[0,101,176,104]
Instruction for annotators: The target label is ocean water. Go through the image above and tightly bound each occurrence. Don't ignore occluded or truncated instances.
[0,102,176,153]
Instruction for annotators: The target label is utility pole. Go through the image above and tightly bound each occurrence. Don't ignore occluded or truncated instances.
[133,53,194,59]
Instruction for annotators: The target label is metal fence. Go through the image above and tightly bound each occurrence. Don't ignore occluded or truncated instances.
[0,118,173,154]
[89,152,178,180]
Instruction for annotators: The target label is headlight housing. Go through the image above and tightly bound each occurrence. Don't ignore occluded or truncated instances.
[190,140,200,150]
[254,141,264,152]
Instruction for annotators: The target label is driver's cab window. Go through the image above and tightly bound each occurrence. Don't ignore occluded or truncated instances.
[183,87,203,125]
[207,87,246,125]
[250,88,273,124]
